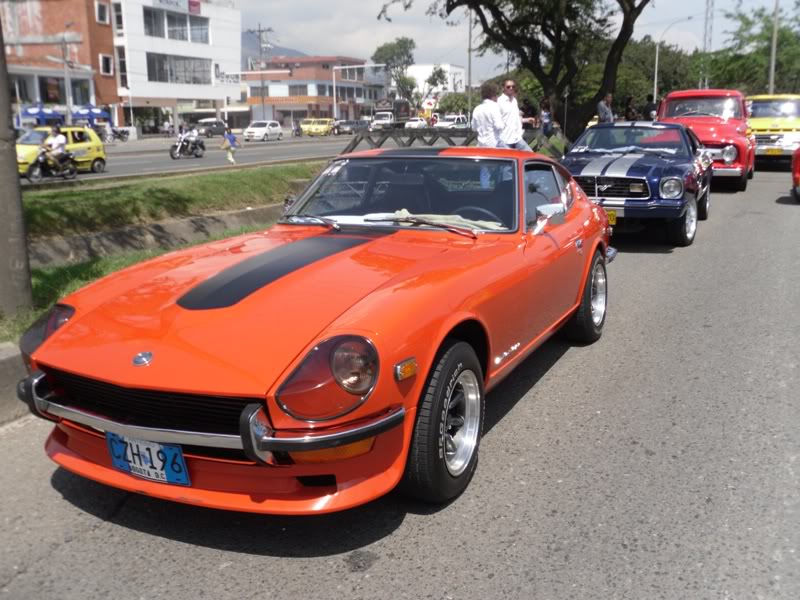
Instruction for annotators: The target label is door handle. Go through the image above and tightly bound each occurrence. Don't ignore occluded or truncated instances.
[575,239,583,249]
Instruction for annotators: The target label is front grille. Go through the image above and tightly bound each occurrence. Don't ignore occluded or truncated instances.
[42,367,258,436]
[755,134,782,145]
[574,176,650,199]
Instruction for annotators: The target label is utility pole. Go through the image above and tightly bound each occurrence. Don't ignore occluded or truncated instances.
[0,19,33,314]
[61,23,74,124]
[467,8,473,117]
[246,23,273,120]
[701,0,714,88]
[768,0,780,94]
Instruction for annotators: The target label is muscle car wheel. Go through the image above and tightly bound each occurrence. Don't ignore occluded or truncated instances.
[564,251,607,343]
[668,197,697,247]
[698,188,710,221]
[400,341,485,503]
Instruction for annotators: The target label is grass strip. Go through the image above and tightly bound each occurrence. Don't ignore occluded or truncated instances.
[23,162,324,239]
[0,224,268,345]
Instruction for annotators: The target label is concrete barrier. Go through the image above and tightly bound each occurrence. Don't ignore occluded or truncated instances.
[0,344,27,426]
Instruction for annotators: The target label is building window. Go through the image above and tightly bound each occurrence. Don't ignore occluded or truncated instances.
[99,54,114,76]
[189,15,209,43]
[143,7,165,37]
[39,76,65,103]
[116,47,128,88]
[317,84,326,96]
[96,1,110,24]
[9,75,33,103]
[112,3,123,35]
[322,64,330,70]
[289,84,307,96]
[167,12,188,40]
[146,53,211,85]
[72,80,91,106]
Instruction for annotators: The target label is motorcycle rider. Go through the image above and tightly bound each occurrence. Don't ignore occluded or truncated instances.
[42,125,68,172]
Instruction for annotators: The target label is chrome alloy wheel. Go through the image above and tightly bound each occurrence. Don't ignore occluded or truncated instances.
[590,262,607,327]
[685,200,698,240]
[444,369,481,477]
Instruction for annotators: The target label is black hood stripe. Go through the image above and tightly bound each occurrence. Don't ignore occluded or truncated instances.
[178,234,380,310]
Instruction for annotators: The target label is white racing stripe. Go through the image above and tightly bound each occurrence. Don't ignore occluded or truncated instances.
[579,155,620,176]
[603,154,645,177]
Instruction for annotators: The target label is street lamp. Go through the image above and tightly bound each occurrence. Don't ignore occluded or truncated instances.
[332,63,386,120]
[653,16,693,101]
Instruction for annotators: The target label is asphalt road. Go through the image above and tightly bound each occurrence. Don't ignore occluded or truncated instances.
[2,169,798,599]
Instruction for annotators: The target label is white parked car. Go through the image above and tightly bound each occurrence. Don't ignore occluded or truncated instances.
[243,121,282,142]
[434,114,469,129]
[405,117,428,129]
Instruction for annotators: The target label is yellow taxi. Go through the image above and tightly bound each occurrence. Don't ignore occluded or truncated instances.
[746,94,800,159]
[303,118,335,136]
[16,126,107,175]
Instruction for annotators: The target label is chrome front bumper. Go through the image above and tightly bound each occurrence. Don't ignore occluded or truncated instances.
[19,371,405,463]
[712,166,743,177]
[755,145,797,157]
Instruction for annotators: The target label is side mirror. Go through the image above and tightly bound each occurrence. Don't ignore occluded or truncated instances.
[531,203,566,235]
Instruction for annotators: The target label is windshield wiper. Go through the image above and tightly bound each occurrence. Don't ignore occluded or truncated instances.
[364,215,478,239]
[279,214,340,231]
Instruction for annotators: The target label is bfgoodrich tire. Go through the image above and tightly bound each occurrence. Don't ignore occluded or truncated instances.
[563,251,607,343]
[400,340,485,504]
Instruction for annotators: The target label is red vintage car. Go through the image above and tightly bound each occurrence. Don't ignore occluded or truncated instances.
[18,148,614,515]
[793,147,800,202]
[658,89,756,191]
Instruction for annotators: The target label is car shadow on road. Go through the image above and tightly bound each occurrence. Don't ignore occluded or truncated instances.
[776,195,798,205]
[49,337,577,557]
[611,226,676,254]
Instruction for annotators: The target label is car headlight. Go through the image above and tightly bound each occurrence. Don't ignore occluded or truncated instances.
[722,145,737,164]
[276,335,379,421]
[659,177,684,199]
[17,154,25,162]
[19,304,75,371]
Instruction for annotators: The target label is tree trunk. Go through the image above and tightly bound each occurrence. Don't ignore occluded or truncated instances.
[0,18,33,317]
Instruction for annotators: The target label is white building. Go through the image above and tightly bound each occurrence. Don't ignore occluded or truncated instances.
[393,63,466,99]
[111,0,241,127]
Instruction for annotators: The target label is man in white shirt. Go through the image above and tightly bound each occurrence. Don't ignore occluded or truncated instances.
[498,79,535,151]
[471,81,504,147]
[43,125,67,166]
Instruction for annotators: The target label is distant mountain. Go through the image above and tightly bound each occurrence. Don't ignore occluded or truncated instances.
[241,34,306,70]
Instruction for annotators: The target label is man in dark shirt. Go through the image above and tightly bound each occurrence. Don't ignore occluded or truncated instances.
[642,94,658,120]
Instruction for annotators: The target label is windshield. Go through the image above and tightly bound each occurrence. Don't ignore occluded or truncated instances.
[374,112,392,121]
[664,97,742,119]
[17,130,49,145]
[443,116,457,123]
[571,126,689,156]
[287,158,518,231]
[749,99,800,119]
[249,122,266,128]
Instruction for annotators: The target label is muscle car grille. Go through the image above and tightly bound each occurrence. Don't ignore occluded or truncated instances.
[755,134,782,145]
[574,176,650,199]
[42,367,257,436]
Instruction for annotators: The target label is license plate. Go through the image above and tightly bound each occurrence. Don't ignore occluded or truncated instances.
[605,209,617,225]
[765,148,783,156]
[106,432,190,486]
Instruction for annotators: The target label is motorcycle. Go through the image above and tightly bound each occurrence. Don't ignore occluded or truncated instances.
[104,128,129,143]
[169,135,205,159]
[291,123,303,137]
[26,148,78,183]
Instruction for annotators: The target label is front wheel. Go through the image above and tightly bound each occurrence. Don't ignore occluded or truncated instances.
[400,340,484,504]
[668,197,698,247]
[735,170,748,192]
[169,147,180,160]
[104,134,114,143]
[119,131,129,142]
[698,188,710,221]
[278,132,283,141]
[563,251,607,343]
[26,163,43,183]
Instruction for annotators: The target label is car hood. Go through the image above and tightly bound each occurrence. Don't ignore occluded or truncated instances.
[16,144,39,162]
[660,116,747,144]
[749,116,800,132]
[562,152,685,180]
[34,227,459,396]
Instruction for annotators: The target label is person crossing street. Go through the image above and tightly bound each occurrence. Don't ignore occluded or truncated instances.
[221,127,239,165]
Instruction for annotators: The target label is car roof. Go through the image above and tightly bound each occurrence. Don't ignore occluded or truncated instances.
[587,121,685,130]
[664,89,744,99]
[33,126,97,132]
[340,146,552,162]
[747,94,800,101]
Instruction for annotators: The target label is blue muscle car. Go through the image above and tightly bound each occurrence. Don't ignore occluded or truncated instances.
[560,122,712,246]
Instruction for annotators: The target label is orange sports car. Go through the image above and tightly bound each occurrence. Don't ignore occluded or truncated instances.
[18,147,615,515]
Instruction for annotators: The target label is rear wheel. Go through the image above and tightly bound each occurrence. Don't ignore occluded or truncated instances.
[91,158,106,173]
[278,132,283,141]
[400,340,484,504]
[668,197,698,247]
[193,146,204,158]
[62,160,78,180]
[119,131,129,142]
[563,251,607,343]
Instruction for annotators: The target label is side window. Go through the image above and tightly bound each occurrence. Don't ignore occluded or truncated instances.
[524,163,562,225]
[71,130,89,144]
[553,168,574,210]
[687,129,701,154]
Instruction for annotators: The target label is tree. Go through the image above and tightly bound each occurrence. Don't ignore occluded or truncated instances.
[417,66,448,107]
[372,37,417,100]
[379,0,652,138]
[0,17,33,317]
[437,92,470,114]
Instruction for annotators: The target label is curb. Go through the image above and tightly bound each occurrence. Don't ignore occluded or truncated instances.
[0,343,26,426]
[22,154,336,191]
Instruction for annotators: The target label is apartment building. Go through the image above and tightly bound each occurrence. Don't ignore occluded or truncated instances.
[243,55,389,123]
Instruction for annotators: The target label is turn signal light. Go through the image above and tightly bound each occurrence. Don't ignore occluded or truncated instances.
[289,437,375,464]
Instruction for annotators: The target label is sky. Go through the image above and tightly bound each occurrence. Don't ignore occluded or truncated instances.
[239,0,778,82]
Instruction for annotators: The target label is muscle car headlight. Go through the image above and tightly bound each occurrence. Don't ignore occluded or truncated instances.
[722,145,738,164]
[659,177,684,199]
[276,336,379,421]
[19,304,75,370]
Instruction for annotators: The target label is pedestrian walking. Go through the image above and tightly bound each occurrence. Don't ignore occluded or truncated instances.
[498,79,535,151]
[540,99,553,136]
[597,92,614,123]
[221,127,239,165]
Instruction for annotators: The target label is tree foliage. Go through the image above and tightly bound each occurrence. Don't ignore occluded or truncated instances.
[372,37,418,100]
[436,92,470,114]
